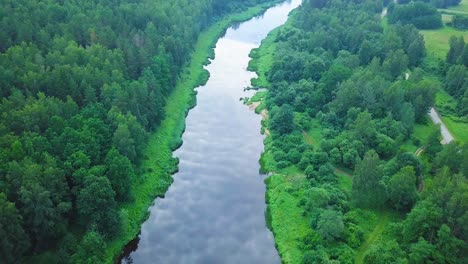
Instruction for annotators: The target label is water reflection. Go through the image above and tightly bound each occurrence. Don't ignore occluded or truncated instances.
[121,1,301,263]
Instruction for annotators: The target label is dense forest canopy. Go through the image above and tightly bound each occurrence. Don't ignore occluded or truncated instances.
[252,0,468,262]
[0,0,272,262]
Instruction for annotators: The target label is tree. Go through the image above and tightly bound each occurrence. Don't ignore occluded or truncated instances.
[383,49,408,79]
[446,36,465,64]
[409,238,436,264]
[445,65,467,97]
[317,210,344,242]
[352,111,376,148]
[0,193,30,263]
[407,36,426,67]
[364,240,407,264]
[425,126,442,158]
[77,176,120,236]
[270,104,294,135]
[402,200,444,242]
[70,231,106,264]
[105,148,135,201]
[352,150,386,208]
[388,166,419,211]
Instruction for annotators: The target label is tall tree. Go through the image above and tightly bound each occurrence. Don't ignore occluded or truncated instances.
[352,150,386,208]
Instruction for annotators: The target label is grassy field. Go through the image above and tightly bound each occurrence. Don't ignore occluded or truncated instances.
[421,0,468,62]
[421,27,467,63]
[103,1,284,262]
[445,0,468,13]
[441,116,468,143]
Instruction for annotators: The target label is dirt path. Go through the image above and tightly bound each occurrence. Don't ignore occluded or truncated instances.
[334,168,352,178]
[248,101,270,135]
[302,130,314,145]
[415,147,425,156]
[355,212,391,264]
[249,101,260,111]
[428,107,454,144]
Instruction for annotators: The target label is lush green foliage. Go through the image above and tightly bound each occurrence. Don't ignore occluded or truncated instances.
[450,14,468,29]
[388,2,443,29]
[253,0,467,262]
[0,0,274,262]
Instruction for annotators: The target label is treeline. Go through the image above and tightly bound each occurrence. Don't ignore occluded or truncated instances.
[388,1,442,29]
[449,15,468,30]
[399,0,461,8]
[363,143,468,263]
[258,0,467,262]
[442,35,468,118]
[0,0,271,262]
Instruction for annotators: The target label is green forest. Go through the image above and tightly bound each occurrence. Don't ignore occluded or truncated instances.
[248,0,467,263]
[0,0,275,263]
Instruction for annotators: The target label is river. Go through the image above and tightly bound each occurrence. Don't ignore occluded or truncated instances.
[121,1,302,263]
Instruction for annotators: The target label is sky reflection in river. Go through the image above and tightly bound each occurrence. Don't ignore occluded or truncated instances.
[121,1,302,263]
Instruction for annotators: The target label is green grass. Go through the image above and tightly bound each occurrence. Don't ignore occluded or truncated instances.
[445,0,468,13]
[421,0,467,65]
[441,116,468,143]
[304,118,325,148]
[265,174,312,264]
[413,121,436,144]
[421,26,468,64]
[102,2,284,262]
[354,211,399,264]
[337,172,353,194]
[248,27,280,88]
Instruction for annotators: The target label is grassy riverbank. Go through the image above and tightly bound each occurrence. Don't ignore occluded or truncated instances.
[104,1,282,262]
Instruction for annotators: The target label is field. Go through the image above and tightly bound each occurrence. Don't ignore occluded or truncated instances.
[421,0,467,62]
[420,1,468,144]
[420,27,467,62]
[445,0,468,14]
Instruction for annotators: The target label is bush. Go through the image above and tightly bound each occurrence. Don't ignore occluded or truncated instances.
[388,2,442,29]
[449,15,468,30]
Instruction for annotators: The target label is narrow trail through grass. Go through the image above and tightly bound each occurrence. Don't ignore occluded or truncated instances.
[355,211,391,264]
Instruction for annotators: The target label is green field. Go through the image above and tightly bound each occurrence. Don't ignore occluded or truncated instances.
[103,2,284,262]
[446,0,468,13]
[422,0,468,63]
[421,27,467,62]
[441,116,468,143]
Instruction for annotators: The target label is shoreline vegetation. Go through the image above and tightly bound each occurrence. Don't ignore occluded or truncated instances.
[105,1,283,262]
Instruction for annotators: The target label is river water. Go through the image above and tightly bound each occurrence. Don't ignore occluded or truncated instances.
[121,1,301,263]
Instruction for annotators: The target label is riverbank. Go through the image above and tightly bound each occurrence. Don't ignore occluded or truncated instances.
[104,1,282,262]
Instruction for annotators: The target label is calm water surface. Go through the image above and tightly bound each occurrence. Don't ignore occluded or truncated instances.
[121,1,301,263]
